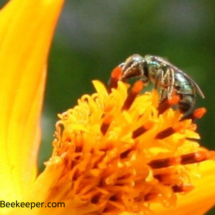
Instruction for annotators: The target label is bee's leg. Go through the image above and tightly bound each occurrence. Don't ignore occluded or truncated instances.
[160,89,167,101]
[169,69,175,98]
[162,68,175,99]
[154,70,166,101]
[154,70,163,90]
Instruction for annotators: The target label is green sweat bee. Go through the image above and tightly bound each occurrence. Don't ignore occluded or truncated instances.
[116,54,205,114]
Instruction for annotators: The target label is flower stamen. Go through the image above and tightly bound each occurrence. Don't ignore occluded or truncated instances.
[108,66,123,92]
[148,157,181,169]
[157,95,180,114]
[156,122,184,139]
[148,151,215,169]
[182,107,206,121]
[132,121,154,138]
[180,151,215,164]
[122,80,144,111]
[101,115,113,135]
[172,184,194,193]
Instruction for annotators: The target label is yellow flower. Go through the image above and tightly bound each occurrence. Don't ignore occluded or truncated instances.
[0,1,215,215]
[47,70,215,215]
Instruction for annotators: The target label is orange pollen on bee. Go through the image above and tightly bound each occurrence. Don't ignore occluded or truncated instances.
[122,80,144,110]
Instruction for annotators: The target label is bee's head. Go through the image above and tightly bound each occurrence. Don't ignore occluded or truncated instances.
[120,54,148,82]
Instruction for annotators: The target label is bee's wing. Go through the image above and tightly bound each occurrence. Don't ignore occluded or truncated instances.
[182,72,205,98]
[173,66,205,98]
[149,56,205,98]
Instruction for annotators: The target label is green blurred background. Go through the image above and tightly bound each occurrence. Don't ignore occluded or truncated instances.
[1,0,215,214]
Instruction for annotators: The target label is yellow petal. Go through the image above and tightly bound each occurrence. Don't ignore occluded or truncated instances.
[0,0,64,201]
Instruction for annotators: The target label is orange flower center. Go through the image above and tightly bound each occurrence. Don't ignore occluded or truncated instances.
[47,74,215,214]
